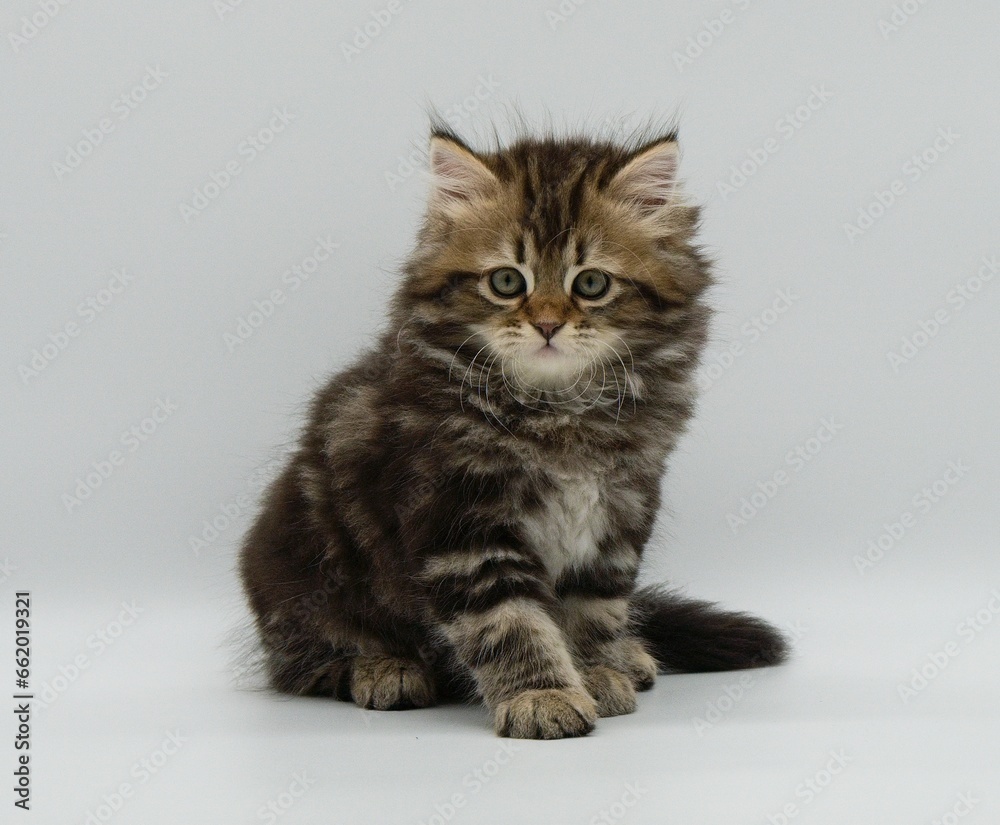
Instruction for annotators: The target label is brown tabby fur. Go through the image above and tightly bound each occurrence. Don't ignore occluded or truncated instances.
[239,124,788,739]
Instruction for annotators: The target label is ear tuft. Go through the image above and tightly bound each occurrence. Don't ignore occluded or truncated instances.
[608,139,680,215]
[428,135,498,210]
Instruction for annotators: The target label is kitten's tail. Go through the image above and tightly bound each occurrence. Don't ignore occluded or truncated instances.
[628,586,790,673]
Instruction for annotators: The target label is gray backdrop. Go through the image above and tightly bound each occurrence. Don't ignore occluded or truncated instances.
[2,1,998,823]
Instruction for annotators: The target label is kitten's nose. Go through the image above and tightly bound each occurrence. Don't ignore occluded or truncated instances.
[533,321,564,341]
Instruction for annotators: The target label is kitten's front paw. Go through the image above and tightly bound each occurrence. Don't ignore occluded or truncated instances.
[350,655,436,710]
[494,687,597,739]
[582,666,637,717]
[620,641,658,692]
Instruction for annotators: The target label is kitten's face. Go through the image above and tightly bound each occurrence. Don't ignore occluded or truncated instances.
[447,203,674,394]
[400,131,708,406]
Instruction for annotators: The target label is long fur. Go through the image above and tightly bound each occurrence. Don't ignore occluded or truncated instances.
[629,587,788,673]
[238,124,788,739]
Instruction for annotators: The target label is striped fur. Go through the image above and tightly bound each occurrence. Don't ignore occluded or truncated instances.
[239,126,788,739]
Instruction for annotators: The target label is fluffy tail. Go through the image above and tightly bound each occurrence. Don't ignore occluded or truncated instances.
[629,586,789,673]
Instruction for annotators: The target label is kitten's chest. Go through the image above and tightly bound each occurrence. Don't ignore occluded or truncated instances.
[520,469,607,580]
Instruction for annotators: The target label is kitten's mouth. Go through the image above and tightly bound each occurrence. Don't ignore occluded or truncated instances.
[512,342,579,385]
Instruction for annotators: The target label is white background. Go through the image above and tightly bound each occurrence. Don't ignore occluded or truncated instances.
[2,1,998,823]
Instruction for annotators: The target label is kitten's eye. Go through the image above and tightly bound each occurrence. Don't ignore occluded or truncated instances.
[571,269,611,299]
[488,267,527,298]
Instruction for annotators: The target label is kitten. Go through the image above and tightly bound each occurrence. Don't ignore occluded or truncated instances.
[239,124,788,739]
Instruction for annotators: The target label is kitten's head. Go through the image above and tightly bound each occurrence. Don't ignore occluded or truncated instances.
[395,125,710,412]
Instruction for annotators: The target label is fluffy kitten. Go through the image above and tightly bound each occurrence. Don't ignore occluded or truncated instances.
[239,124,788,739]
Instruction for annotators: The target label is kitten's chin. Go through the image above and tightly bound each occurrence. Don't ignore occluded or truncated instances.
[511,346,588,392]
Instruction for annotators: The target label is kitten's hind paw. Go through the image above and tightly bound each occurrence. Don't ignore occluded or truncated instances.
[494,687,597,739]
[350,655,437,710]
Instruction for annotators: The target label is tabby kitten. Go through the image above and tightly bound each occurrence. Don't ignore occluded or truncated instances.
[239,124,788,739]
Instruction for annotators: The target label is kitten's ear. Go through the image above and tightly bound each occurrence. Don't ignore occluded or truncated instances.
[428,134,498,210]
[607,138,680,216]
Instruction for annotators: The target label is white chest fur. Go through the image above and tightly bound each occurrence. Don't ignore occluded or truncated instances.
[521,470,606,580]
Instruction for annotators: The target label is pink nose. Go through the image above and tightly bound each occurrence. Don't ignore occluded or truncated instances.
[534,321,563,341]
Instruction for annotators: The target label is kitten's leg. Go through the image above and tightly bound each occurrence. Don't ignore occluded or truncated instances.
[241,465,437,711]
[421,548,597,739]
[260,621,354,699]
[259,615,436,710]
[557,564,658,718]
[265,634,436,710]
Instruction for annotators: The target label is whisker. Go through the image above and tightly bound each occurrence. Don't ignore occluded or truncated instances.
[483,353,517,438]
[448,332,480,381]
